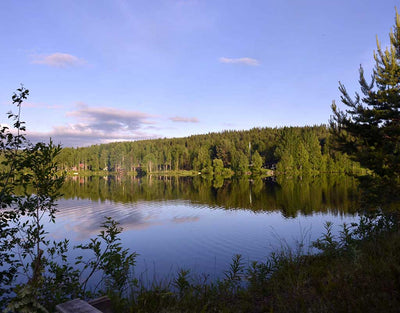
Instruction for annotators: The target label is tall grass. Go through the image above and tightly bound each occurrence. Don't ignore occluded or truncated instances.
[101,212,400,312]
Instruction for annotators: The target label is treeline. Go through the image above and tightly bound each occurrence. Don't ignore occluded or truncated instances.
[55,125,363,175]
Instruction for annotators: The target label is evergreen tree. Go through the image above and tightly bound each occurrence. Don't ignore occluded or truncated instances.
[296,142,311,174]
[331,10,400,179]
[212,158,224,176]
[303,130,323,172]
[233,150,249,175]
[276,153,294,174]
[48,125,361,176]
[251,151,263,174]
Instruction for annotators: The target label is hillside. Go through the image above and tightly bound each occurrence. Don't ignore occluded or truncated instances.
[56,125,363,176]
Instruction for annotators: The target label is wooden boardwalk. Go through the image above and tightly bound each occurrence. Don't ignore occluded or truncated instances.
[56,297,113,313]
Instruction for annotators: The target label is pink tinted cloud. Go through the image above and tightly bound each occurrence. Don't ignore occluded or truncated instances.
[169,116,199,123]
[219,57,260,66]
[32,53,86,68]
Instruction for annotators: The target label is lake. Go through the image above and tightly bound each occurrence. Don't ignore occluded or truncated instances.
[48,174,359,282]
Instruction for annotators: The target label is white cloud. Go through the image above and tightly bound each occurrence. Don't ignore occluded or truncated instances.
[169,116,199,123]
[32,53,86,68]
[26,104,159,146]
[219,57,260,66]
[26,126,158,147]
[67,103,155,132]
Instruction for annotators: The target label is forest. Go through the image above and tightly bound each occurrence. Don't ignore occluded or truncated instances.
[55,125,364,176]
[2,5,400,311]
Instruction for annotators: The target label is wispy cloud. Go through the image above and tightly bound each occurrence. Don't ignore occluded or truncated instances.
[26,103,159,146]
[219,57,260,66]
[27,126,158,147]
[172,216,200,223]
[68,103,155,132]
[58,207,163,239]
[169,116,199,123]
[26,129,146,148]
[32,53,86,68]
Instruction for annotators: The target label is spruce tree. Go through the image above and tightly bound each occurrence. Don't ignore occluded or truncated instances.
[251,151,263,174]
[331,10,400,179]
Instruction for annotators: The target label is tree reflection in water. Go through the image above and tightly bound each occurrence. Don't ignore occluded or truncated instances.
[61,174,359,217]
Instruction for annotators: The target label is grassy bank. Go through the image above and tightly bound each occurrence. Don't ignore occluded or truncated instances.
[65,168,275,178]
[106,215,400,313]
[64,170,201,177]
[65,170,112,176]
[131,170,201,177]
[4,212,399,312]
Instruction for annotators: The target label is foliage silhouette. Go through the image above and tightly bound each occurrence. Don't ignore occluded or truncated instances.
[331,10,400,208]
[0,88,137,312]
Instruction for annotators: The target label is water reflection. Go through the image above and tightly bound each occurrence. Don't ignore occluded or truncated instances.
[55,199,166,240]
[61,174,359,217]
[52,174,360,279]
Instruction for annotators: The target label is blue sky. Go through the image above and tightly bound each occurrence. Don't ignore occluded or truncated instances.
[0,0,398,146]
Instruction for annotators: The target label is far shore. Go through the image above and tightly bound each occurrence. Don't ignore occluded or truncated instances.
[64,169,275,178]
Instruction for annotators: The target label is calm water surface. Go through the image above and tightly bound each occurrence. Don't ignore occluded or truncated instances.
[49,175,359,280]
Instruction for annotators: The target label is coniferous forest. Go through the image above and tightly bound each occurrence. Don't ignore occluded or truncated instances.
[55,125,363,176]
[3,4,400,312]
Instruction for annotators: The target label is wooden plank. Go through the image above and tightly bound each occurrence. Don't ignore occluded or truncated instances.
[56,299,103,313]
[88,296,113,313]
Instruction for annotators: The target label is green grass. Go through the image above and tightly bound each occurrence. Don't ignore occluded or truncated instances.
[65,170,112,176]
[136,170,201,177]
[65,169,276,178]
[103,216,400,313]
[5,211,399,312]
